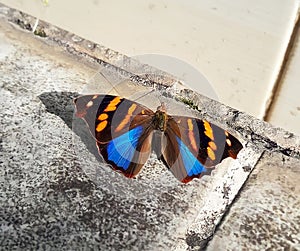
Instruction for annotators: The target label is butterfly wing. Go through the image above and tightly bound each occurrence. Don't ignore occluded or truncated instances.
[98,125,154,178]
[162,116,243,183]
[74,94,154,178]
[74,94,154,143]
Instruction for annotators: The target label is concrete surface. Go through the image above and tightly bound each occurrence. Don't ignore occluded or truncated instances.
[0,4,299,251]
[207,152,300,251]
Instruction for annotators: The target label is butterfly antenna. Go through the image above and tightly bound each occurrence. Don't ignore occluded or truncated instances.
[132,89,155,102]
[98,71,122,96]
[99,70,156,102]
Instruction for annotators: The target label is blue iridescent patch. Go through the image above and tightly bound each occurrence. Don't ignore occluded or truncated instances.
[107,126,143,170]
[176,136,206,176]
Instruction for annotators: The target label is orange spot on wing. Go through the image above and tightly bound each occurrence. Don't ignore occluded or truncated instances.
[115,104,137,132]
[187,119,198,151]
[207,147,216,160]
[128,104,137,114]
[98,113,108,121]
[111,96,122,105]
[226,138,232,146]
[203,120,214,140]
[104,96,122,112]
[96,120,108,132]
[104,106,116,112]
[208,141,217,150]
[86,100,93,108]
[187,119,193,130]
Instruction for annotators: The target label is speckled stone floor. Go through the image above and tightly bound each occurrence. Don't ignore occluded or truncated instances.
[207,152,300,251]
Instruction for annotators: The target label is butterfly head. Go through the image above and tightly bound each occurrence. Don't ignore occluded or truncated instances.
[156,102,167,113]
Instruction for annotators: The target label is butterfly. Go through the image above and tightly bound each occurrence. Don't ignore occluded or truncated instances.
[74,94,243,183]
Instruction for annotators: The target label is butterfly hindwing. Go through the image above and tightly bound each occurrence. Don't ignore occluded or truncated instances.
[74,94,154,178]
[97,125,154,178]
[162,116,243,183]
[161,124,208,183]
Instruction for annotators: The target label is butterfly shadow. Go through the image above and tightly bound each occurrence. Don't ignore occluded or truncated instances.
[38,91,103,163]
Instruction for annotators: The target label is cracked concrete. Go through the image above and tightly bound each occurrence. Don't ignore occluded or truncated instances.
[0,4,299,250]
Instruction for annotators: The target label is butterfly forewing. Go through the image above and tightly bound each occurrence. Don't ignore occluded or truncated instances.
[74,95,154,143]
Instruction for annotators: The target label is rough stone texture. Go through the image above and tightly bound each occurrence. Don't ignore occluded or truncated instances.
[207,152,300,251]
[0,3,299,251]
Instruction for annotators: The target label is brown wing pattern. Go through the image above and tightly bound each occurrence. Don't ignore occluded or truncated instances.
[74,94,154,143]
[74,94,155,178]
[162,116,243,183]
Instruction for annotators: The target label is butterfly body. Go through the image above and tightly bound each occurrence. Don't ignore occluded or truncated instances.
[152,105,169,132]
[74,94,243,183]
